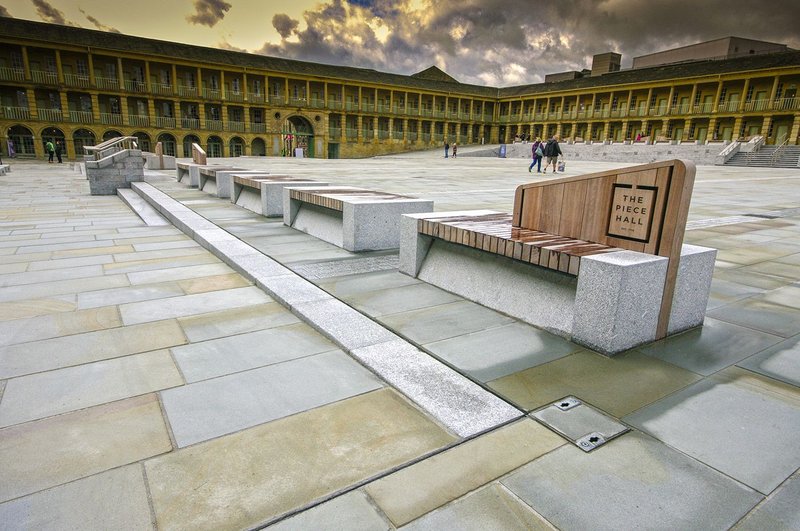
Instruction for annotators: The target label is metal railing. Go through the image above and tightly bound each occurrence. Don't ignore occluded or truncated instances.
[99,113,122,125]
[69,110,93,123]
[64,73,91,87]
[95,76,119,90]
[2,106,31,120]
[181,117,200,129]
[205,119,223,130]
[250,123,267,133]
[38,108,63,121]
[177,85,198,98]
[228,121,245,132]
[770,133,790,166]
[0,66,25,81]
[31,70,58,84]
[154,116,176,128]
[151,83,173,95]
[128,114,150,127]
[203,88,221,99]
[83,136,138,160]
[125,79,148,92]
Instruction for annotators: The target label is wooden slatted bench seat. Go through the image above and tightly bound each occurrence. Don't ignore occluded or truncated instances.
[416,212,621,276]
[284,186,433,251]
[400,160,717,355]
[231,174,327,217]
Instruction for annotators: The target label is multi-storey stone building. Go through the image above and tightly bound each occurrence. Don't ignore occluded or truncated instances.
[0,17,798,160]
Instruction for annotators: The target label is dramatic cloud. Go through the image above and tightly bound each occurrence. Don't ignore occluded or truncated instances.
[79,9,119,33]
[187,0,232,27]
[0,5,11,17]
[31,0,69,25]
[272,13,299,39]
[251,0,800,86]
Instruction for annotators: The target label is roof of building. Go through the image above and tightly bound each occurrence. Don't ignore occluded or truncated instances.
[1,17,799,101]
[0,17,497,98]
[497,50,800,98]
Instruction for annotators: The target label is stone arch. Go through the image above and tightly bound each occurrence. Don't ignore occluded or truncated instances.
[207,135,223,158]
[7,124,35,156]
[251,137,266,156]
[229,136,245,157]
[72,128,96,156]
[182,134,200,158]
[281,114,315,157]
[157,133,177,156]
[102,129,123,141]
[132,131,151,153]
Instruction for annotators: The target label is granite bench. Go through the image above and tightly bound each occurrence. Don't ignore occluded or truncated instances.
[176,163,239,188]
[284,186,433,251]
[400,160,716,355]
[231,174,328,217]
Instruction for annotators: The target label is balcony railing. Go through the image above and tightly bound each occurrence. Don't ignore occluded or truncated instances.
[95,76,119,90]
[407,132,418,142]
[422,133,431,142]
[249,93,265,104]
[64,73,90,88]
[202,88,221,99]
[154,116,176,128]
[99,112,122,125]
[392,130,403,140]
[269,94,285,105]
[228,121,245,132]
[181,117,200,129]
[329,127,342,137]
[227,91,244,102]
[744,99,768,112]
[694,102,714,113]
[2,106,31,120]
[37,108,63,121]
[151,83,173,95]
[205,119,223,130]
[31,70,58,85]
[309,98,325,109]
[345,101,359,111]
[327,100,343,110]
[361,103,375,113]
[69,110,93,123]
[378,130,389,140]
[177,85,198,98]
[0,66,25,81]
[772,97,799,111]
[250,123,267,133]
[124,79,148,92]
[717,101,739,112]
[128,114,150,127]
[345,128,358,140]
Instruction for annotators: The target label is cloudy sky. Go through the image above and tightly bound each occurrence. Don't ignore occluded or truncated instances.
[2,0,799,87]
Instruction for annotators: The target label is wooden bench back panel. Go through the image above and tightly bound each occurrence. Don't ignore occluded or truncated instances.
[513,159,695,261]
[513,159,696,339]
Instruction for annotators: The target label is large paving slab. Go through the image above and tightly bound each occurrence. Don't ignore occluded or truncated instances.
[734,471,800,530]
[161,349,384,447]
[488,350,701,416]
[145,388,455,529]
[624,367,800,494]
[171,322,338,382]
[0,394,171,502]
[0,349,183,427]
[176,301,300,342]
[424,321,581,382]
[0,465,154,531]
[737,333,800,387]
[365,418,564,526]
[501,431,762,530]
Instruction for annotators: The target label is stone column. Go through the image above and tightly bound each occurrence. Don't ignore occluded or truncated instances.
[788,114,800,145]
[760,116,772,139]
[55,50,65,84]
[21,45,31,81]
[90,94,101,122]
[738,78,750,111]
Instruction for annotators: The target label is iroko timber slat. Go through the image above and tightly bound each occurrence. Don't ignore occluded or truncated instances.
[418,213,619,275]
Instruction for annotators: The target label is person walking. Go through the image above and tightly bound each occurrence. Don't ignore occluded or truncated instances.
[45,140,55,163]
[542,135,563,173]
[452,143,457,158]
[528,137,543,172]
[55,140,63,163]
[444,141,450,158]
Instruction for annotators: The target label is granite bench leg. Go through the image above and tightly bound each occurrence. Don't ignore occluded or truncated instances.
[188,165,202,188]
[572,251,668,355]
[668,244,717,335]
[343,200,434,252]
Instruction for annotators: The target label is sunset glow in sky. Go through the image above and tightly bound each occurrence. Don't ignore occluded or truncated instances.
[2,0,799,86]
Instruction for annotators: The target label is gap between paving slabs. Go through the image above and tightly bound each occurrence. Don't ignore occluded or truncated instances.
[131,182,523,438]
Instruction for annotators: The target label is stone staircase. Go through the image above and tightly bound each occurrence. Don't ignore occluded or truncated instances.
[726,145,800,168]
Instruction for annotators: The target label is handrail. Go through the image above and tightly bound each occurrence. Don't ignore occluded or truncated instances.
[742,135,764,166]
[770,133,789,166]
[83,136,138,160]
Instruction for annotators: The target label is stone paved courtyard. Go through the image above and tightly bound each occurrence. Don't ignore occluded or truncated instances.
[0,149,799,530]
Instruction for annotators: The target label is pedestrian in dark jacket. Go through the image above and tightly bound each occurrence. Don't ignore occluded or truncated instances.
[542,136,562,173]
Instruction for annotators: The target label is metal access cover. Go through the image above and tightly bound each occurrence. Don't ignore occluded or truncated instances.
[532,396,629,452]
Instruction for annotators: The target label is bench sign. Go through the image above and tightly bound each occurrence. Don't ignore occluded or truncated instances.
[607,183,658,242]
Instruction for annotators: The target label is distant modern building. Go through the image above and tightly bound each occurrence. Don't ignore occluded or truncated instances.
[632,37,789,69]
[0,18,798,160]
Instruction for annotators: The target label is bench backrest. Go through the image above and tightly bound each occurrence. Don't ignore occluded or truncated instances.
[513,159,696,338]
[192,143,207,165]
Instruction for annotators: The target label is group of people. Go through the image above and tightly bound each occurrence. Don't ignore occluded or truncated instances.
[528,135,563,173]
[45,140,64,163]
[444,141,457,158]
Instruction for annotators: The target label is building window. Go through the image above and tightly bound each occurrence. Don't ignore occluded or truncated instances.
[109,97,120,114]
[745,85,754,102]
[160,69,170,85]
[46,56,57,73]
[11,51,23,70]
[76,59,88,77]
[162,101,173,117]
[185,71,195,88]
[80,95,92,113]
[719,88,727,104]
[136,100,147,115]
[209,75,219,90]
[16,90,28,108]
[48,92,61,110]
[252,79,262,95]
[105,63,116,79]
[775,83,783,100]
